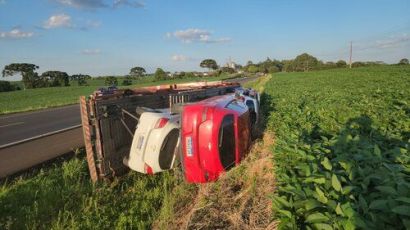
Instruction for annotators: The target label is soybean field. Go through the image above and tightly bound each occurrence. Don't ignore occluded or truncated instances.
[265,65,410,229]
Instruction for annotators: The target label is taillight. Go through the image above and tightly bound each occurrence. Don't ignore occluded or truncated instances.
[144,163,153,175]
[154,118,169,129]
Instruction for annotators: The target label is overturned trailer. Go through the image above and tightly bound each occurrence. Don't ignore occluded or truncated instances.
[80,81,240,182]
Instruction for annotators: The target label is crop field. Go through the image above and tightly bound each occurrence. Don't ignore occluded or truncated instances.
[0,66,409,229]
[0,74,232,115]
[265,65,410,229]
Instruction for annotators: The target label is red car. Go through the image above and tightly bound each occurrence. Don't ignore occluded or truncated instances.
[180,94,251,183]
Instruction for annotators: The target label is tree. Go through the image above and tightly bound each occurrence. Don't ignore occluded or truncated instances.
[122,76,133,86]
[247,65,259,73]
[399,58,409,65]
[268,66,280,73]
[0,80,20,92]
[154,68,167,81]
[105,76,118,86]
[352,61,365,68]
[2,63,40,89]
[336,60,347,68]
[220,67,235,74]
[41,71,70,87]
[292,53,319,72]
[130,66,146,78]
[71,74,91,86]
[324,61,337,69]
[200,59,218,71]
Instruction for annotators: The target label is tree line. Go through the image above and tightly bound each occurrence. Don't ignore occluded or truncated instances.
[1,63,92,92]
[1,56,408,92]
[241,54,409,74]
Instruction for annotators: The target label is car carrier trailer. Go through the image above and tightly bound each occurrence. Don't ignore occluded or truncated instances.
[80,81,240,182]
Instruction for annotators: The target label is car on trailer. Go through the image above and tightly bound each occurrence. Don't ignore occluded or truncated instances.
[123,107,180,174]
[235,88,260,126]
[180,94,252,183]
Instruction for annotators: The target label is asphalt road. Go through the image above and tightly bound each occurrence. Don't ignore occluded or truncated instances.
[0,105,81,146]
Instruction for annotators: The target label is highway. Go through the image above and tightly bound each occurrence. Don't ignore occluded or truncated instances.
[0,105,81,146]
[0,76,260,177]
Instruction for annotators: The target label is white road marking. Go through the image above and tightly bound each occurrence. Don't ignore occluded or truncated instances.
[0,124,82,149]
[0,122,25,128]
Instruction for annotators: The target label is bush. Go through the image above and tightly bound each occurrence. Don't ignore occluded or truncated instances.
[352,62,365,68]
[336,60,347,68]
[0,80,20,92]
[105,76,118,86]
[398,58,409,65]
[247,65,259,73]
[122,76,132,86]
[154,68,167,81]
[220,67,235,74]
[268,66,280,73]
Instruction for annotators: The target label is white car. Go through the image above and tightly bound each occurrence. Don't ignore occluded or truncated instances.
[235,88,260,125]
[123,108,180,174]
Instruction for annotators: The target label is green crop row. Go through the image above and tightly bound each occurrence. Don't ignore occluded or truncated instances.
[263,66,410,229]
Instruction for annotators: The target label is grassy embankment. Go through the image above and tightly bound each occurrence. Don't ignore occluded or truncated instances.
[0,74,233,115]
[1,65,409,229]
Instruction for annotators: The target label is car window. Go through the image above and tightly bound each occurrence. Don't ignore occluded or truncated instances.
[218,114,235,169]
[246,100,255,112]
[246,100,257,126]
[159,129,179,170]
[226,100,246,112]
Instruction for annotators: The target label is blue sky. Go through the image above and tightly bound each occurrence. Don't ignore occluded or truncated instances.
[0,0,409,77]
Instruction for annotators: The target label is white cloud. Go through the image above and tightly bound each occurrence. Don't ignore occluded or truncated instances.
[374,33,410,49]
[168,28,231,44]
[81,49,101,55]
[52,0,144,9]
[113,0,144,8]
[52,0,107,9]
[43,14,72,29]
[357,33,410,50]
[171,55,190,62]
[0,28,34,39]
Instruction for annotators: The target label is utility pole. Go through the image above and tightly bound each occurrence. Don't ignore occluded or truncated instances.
[349,41,352,68]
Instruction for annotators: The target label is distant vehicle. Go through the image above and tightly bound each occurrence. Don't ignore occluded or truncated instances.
[123,107,180,174]
[180,94,252,183]
[96,85,118,96]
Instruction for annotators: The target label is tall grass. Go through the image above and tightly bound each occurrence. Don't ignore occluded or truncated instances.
[0,152,177,229]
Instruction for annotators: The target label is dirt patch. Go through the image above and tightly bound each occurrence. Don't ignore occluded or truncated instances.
[154,131,277,230]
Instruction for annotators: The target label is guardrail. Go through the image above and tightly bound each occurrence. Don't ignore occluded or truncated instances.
[0,125,84,178]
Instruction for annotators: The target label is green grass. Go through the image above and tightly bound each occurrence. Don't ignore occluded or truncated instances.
[263,65,410,229]
[0,153,179,229]
[0,75,232,114]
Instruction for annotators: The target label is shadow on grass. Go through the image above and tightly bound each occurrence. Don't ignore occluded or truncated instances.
[253,92,276,138]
